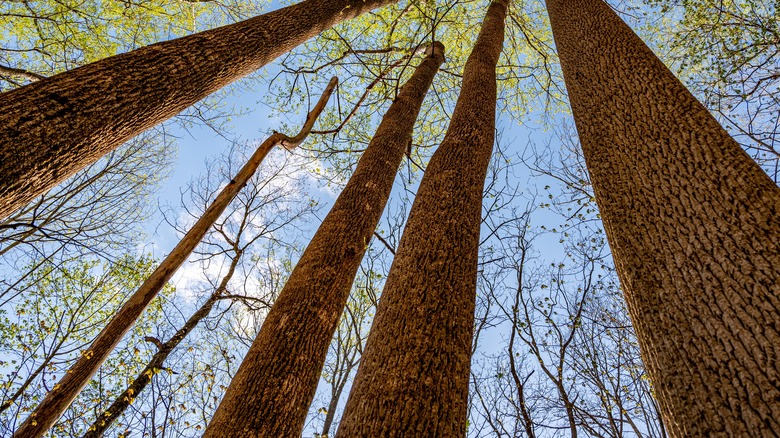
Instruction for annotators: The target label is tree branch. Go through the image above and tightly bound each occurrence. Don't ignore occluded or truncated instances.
[0,64,45,82]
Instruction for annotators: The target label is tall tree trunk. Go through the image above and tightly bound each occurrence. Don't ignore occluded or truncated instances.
[204,44,445,438]
[546,0,780,435]
[336,1,507,435]
[0,0,396,221]
[81,253,240,438]
[12,81,336,438]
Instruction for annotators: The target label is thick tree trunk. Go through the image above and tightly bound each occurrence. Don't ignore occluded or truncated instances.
[335,1,507,435]
[204,44,445,438]
[0,0,395,221]
[81,254,240,438]
[546,0,780,435]
[12,81,336,438]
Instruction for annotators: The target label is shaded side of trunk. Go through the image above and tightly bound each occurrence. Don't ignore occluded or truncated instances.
[546,0,780,435]
[81,255,240,438]
[203,45,445,438]
[0,0,395,220]
[335,2,507,435]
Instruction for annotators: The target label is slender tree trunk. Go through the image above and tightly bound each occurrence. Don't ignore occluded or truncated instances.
[508,250,536,438]
[321,368,350,438]
[0,0,396,221]
[546,0,780,435]
[12,81,336,438]
[204,44,445,438]
[336,1,507,435]
[321,318,362,437]
[507,238,536,438]
[81,253,240,438]
[0,332,71,414]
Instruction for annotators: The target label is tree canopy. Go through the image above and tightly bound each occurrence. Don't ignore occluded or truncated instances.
[1,0,778,435]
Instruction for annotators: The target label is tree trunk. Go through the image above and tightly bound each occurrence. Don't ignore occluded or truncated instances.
[321,373,347,438]
[546,0,780,435]
[81,253,240,438]
[335,1,507,435]
[12,80,335,438]
[204,44,445,438]
[0,0,396,221]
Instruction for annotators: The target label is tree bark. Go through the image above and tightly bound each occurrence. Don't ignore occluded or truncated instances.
[546,0,780,435]
[335,1,507,435]
[12,80,336,438]
[0,0,396,221]
[81,253,240,438]
[204,44,445,438]
[0,65,45,83]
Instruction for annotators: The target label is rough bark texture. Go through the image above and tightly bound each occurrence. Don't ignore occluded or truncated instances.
[81,255,239,438]
[14,146,274,438]
[335,2,507,436]
[546,0,780,435]
[12,78,336,437]
[0,0,396,221]
[203,45,445,438]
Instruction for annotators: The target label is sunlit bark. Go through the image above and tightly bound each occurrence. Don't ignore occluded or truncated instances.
[547,0,780,434]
